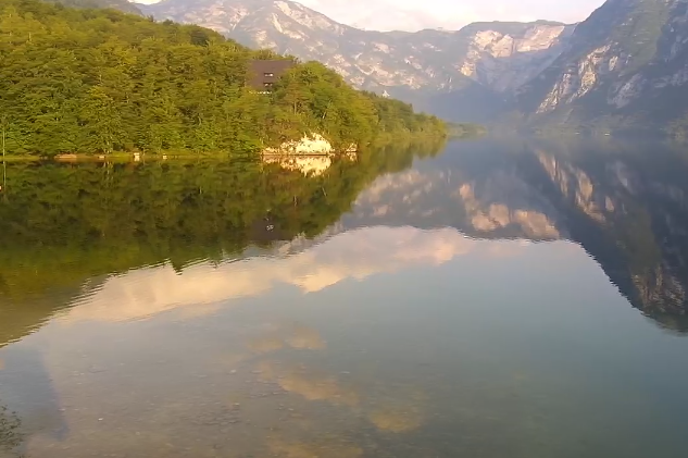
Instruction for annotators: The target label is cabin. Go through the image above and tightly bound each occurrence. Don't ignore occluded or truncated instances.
[248,60,295,92]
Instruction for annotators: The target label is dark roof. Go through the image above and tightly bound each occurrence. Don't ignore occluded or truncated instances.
[248,60,295,90]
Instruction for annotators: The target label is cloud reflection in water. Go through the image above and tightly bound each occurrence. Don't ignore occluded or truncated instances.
[61,226,529,324]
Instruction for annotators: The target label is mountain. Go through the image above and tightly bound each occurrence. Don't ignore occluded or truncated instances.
[76,0,688,132]
[516,0,688,133]
[138,0,573,122]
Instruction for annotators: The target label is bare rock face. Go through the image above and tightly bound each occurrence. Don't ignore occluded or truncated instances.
[517,0,688,131]
[263,134,335,156]
[139,0,572,96]
[454,23,574,93]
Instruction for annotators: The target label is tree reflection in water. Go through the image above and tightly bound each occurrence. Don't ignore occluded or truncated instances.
[4,137,688,456]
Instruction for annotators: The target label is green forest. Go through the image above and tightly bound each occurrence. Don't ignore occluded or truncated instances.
[0,0,446,157]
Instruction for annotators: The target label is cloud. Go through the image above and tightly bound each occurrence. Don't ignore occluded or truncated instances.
[298,0,606,31]
[138,1,607,31]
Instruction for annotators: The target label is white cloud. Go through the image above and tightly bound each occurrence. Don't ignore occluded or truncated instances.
[297,0,606,31]
[137,0,607,31]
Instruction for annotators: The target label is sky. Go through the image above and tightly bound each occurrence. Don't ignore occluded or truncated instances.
[298,0,607,31]
[138,0,607,32]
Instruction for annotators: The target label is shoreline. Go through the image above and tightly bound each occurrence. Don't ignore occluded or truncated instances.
[0,133,452,163]
[1,152,237,163]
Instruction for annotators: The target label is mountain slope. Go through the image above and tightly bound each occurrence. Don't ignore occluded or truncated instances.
[52,0,143,15]
[139,0,573,121]
[517,0,688,131]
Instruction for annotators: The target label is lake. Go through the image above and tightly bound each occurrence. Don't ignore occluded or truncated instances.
[1,138,688,458]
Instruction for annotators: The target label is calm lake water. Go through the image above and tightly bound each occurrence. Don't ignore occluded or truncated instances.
[2,138,688,457]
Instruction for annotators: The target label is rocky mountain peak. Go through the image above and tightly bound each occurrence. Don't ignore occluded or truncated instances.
[453,21,574,92]
[140,0,573,97]
[141,0,348,36]
[515,0,688,131]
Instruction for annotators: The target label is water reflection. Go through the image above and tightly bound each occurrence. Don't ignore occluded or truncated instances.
[345,138,688,331]
[0,406,22,457]
[247,323,326,353]
[261,151,359,177]
[2,138,688,457]
[0,346,68,456]
[0,141,441,339]
[263,154,333,177]
[59,226,497,325]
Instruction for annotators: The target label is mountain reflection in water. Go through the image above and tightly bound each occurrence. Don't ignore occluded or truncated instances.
[342,138,688,331]
[1,138,688,457]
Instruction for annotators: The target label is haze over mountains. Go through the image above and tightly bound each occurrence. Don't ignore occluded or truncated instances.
[64,0,688,133]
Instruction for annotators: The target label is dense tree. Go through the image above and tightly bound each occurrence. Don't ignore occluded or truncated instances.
[0,0,446,157]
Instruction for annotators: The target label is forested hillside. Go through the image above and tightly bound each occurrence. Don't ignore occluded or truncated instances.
[48,0,142,15]
[0,0,445,157]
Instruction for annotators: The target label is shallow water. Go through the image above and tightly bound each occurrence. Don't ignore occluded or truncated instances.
[2,138,688,457]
